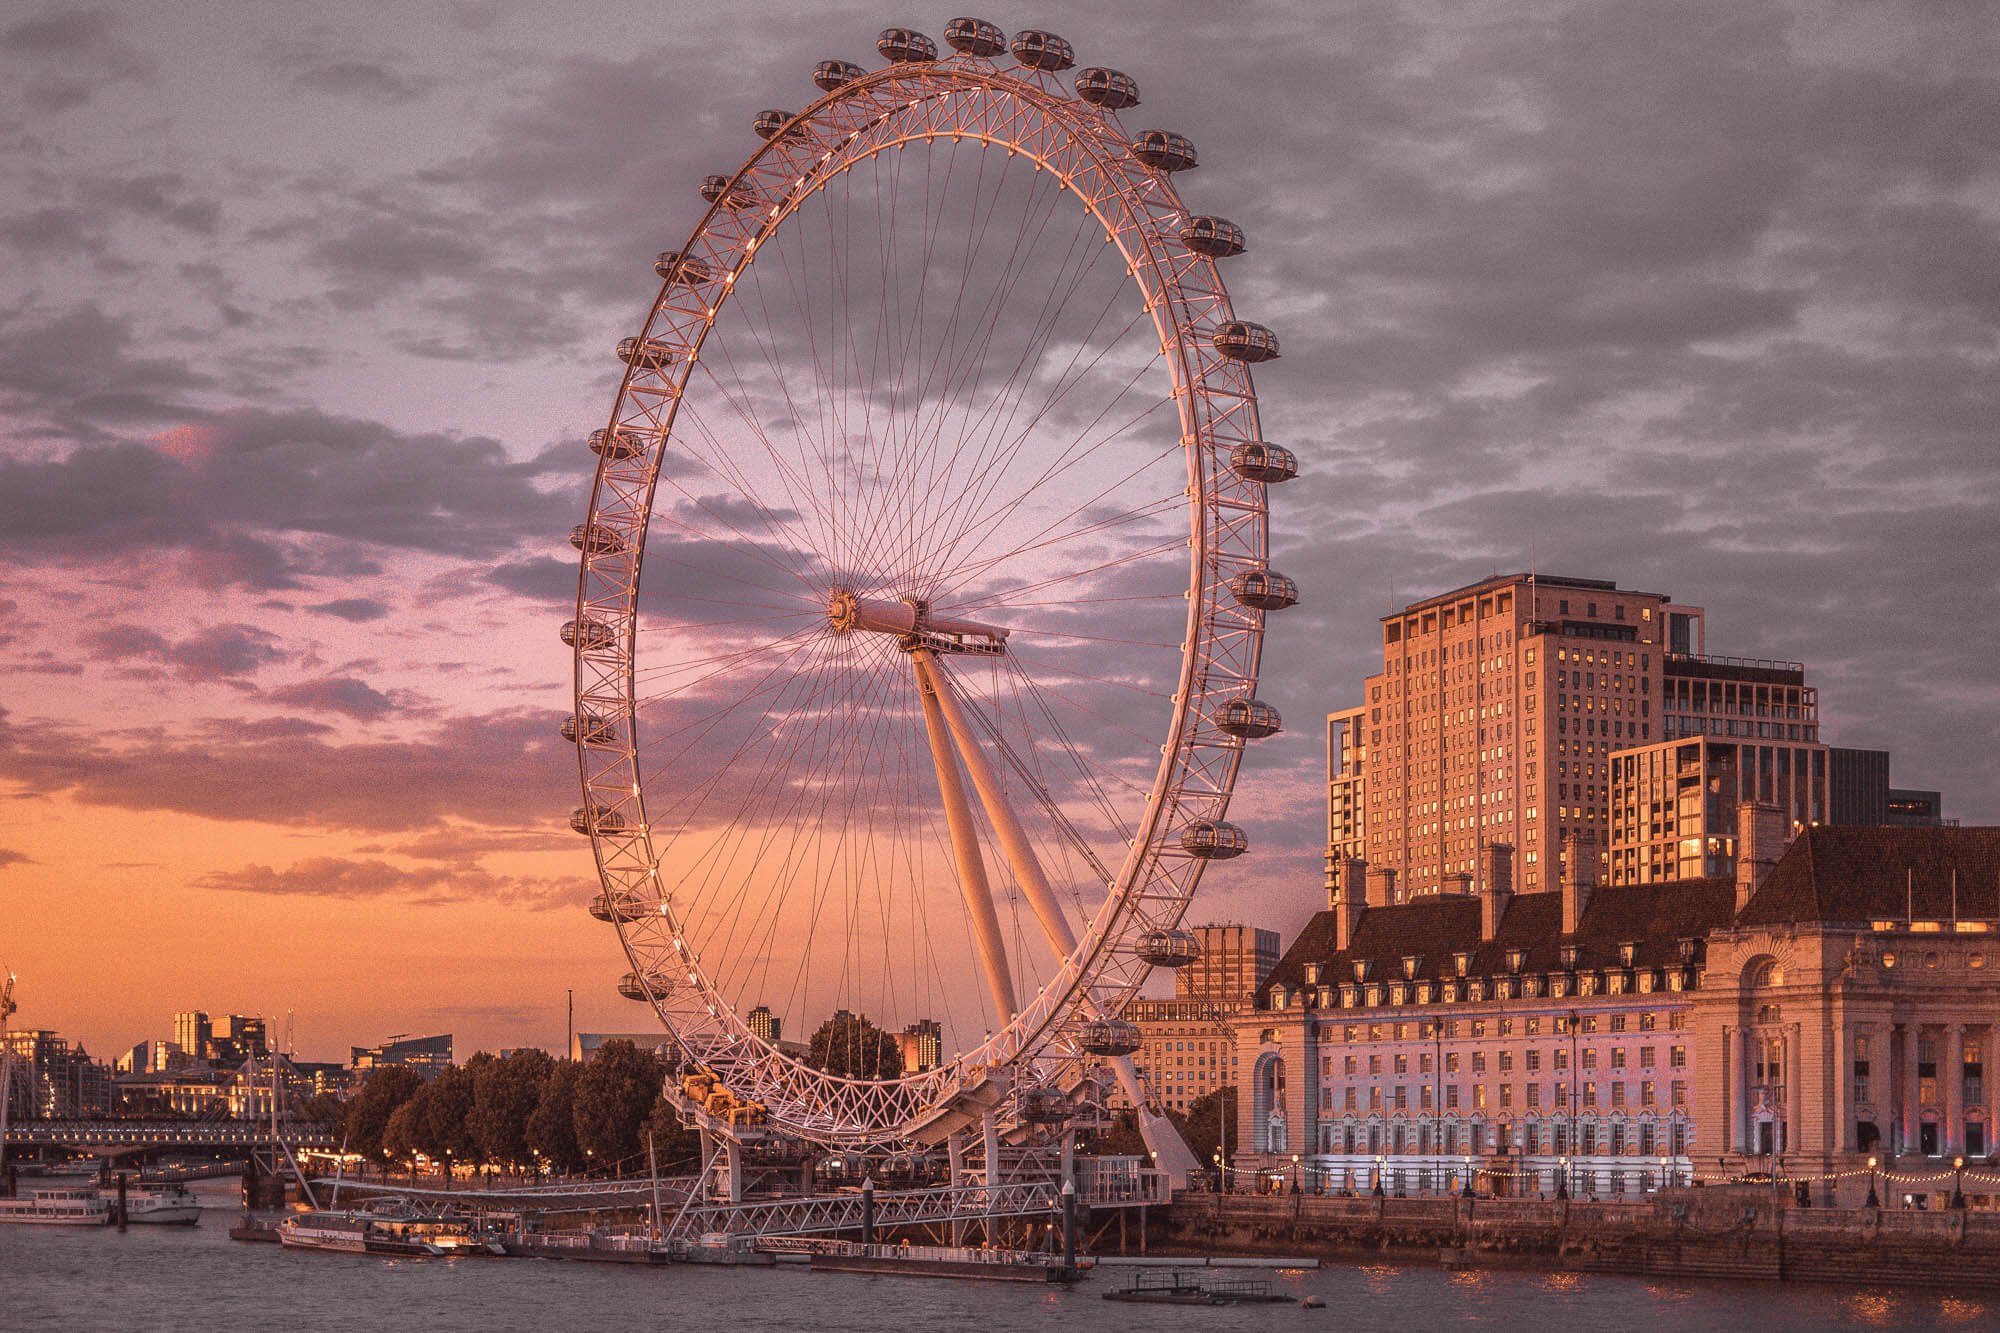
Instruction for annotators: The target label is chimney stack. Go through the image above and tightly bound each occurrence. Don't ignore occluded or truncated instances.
[1735,801,1785,910]
[1329,857,1366,911]
[1446,872,1474,897]
[1332,858,1368,952]
[1561,830,1597,935]
[1480,843,1515,942]
[1365,865,1398,909]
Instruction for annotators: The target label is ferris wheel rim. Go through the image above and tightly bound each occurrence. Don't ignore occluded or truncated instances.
[568,45,1275,1146]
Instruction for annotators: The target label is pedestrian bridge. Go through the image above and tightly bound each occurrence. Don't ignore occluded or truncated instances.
[3,1120,337,1151]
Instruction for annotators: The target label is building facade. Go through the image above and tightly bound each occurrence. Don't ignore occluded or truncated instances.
[1608,734,1829,885]
[1328,573,1698,900]
[1120,924,1279,1114]
[351,1033,454,1078]
[897,1019,942,1074]
[1239,824,2000,1208]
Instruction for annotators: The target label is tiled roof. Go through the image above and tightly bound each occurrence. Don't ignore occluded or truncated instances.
[1735,826,2000,927]
[1264,879,1735,1001]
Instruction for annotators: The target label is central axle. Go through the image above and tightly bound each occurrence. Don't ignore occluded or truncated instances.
[827,590,1008,655]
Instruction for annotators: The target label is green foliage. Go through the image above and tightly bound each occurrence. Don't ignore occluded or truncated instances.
[382,1100,422,1166]
[807,1013,903,1081]
[1183,1084,1238,1162]
[469,1048,554,1167]
[341,1066,424,1163]
[644,1095,702,1172]
[412,1061,480,1164]
[527,1059,584,1173]
[572,1040,666,1167]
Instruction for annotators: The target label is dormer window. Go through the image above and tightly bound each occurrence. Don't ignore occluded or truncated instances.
[1560,944,1580,971]
[1505,949,1525,974]
[1618,942,1637,967]
[1402,955,1420,980]
[1454,952,1471,977]
[1353,959,1370,983]
[1304,962,1321,986]
[1678,938,1698,964]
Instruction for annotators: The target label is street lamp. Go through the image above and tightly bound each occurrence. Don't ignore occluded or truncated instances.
[1372,1153,1386,1198]
[1212,1151,1223,1226]
[1865,1155,1880,1209]
[1953,1155,1967,1210]
[1557,1155,1570,1201]
[1291,1153,1301,1195]
[1461,1154,1476,1200]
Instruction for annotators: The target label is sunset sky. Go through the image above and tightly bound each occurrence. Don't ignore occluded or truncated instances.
[2,1,1996,1064]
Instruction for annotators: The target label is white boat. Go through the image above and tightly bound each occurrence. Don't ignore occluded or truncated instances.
[278,1206,502,1257]
[0,1186,114,1226]
[106,1183,203,1225]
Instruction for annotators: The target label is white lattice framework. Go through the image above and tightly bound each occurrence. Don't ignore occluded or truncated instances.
[571,42,1278,1147]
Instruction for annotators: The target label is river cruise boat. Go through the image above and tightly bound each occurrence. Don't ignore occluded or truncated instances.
[279,1207,504,1257]
[105,1183,203,1225]
[0,1186,114,1226]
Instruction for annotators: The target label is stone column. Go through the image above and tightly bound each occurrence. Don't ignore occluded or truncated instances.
[1947,1025,1966,1155]
[1741,1024,1758,1154]
[1720,1026,1736,1154]
[1837,1023,1856,1153]
[1786,1023,1802,1157]
[1987,1027,1999,1156]
[1902,1024,1923,1157]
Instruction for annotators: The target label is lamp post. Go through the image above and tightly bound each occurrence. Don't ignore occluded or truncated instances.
[1953,1155,1967,1210]
[1866,1154,1880,1209]
[1290,1153,1301,1194]
[1557,1155,1570,1201]
[1565,1009,1581,1172]
[1373,1153,1386,1198]
[1461,1154,1476,1200]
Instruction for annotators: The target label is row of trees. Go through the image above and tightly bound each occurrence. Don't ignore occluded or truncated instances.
[339,1042,696,1175]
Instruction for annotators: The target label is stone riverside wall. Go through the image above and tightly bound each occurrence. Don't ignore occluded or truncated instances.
[1149,1188,2000,1289]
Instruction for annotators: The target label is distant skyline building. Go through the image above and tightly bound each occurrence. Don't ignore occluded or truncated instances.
[571,1032,675,1063]
[350,1032,453,1078]
[1889,789,1947,827]
[173,1011,211,1060]
[210,1014,269,1063]
[1829,747,1892,826]
[747,1005,781,1045]
[3,1030,111,1119]
[896,1019,942,1074]
[1175,925,1281,1009]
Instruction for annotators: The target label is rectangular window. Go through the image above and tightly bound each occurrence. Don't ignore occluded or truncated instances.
[1669,1045,1687,1069]
[1640,1046,1656,1069]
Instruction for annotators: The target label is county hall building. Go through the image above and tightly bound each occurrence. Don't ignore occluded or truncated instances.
[1231,819,2000,1208]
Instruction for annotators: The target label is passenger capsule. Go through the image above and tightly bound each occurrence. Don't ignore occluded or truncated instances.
[588,428,644,460]
[570,805,630,837]
[813,59,866,91]
[1074,67,1140,109]
[701,175,749,207]
[1131,129,1197,172]
[943,16,1007,56]
[653,251,713,284]
[1214,696,1283,739]
[618,970,672,1001]
[1081,1018,1142,1057]
[1180,820,1249,859]
[616,336,682,370]
[1212,320,1279,362]
[560,711,617,745]
[876,28,937,62]
[1010,29,1074,71]
[1180,216,1246,258]
[561,618,617,651]
[1020,1087,1069,1124]
[1229,441,1298,483]
[1135,927,1203,968]
[1229,568,1299,611]
[589,891,645,924]
[752,109,797,141]
[569,523,627,556]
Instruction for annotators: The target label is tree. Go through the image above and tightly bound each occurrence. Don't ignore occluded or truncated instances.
[299,1091,346,1130]
[528,1060,584,1174]
[470,1049,553,1169]
[643,1095,702,1173]
[382,1100,422,1170]
[807,1012,903,1081]
[572,1040,666,1169]
[413,1061,480,1168]
[1091,1109,1149,1157]
[342,1066,423,1163]
[1184,1084,1238,1165]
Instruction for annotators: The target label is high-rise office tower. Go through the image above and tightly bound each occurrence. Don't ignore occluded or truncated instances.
[1327,573,1700,898]
[173,1011,211,1060]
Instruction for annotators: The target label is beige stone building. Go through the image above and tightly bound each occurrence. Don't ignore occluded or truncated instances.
[1240,822,2000,1208]
[1121,924,1278,1115]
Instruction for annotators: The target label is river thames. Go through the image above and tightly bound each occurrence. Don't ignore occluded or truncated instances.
[5,1185,1996,1331]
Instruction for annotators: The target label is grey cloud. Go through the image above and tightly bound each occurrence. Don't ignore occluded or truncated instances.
[0,848,33,870]
[1,7,155,111]
[84,621,287,680]
[195,855,572,908]
[307,597,392,622]
[266,675,405,720]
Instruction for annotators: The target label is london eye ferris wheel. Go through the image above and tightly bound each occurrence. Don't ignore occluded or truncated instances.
[564,19,1298,1157]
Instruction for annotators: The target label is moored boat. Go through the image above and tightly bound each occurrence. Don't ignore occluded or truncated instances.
[106,1183,203,1225]
[0,1186,114,1226]
[278,1205,505,1257]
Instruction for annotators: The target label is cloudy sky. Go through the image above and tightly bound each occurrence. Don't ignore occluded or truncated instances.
[2,1,1995,1063]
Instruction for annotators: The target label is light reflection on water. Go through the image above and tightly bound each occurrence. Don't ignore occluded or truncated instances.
[6,1190,2000,1332]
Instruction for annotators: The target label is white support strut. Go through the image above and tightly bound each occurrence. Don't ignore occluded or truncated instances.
[911,648,1018,1024]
